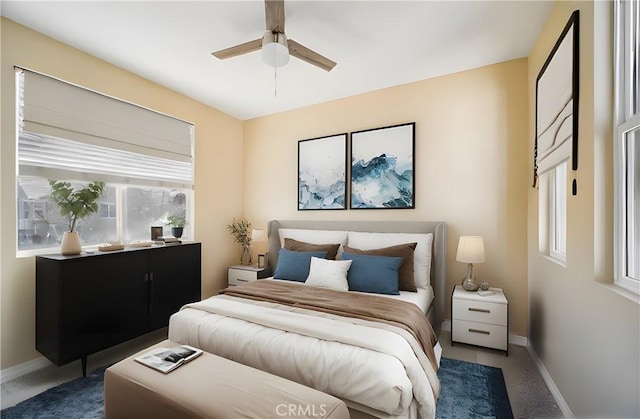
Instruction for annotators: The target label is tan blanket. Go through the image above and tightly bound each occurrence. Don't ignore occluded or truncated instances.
[221,280,439,371]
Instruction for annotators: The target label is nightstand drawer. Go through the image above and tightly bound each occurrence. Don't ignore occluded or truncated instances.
[228,268,258,286]
[452,319,507,351]
[227,266,272,286]
[452,298,507,326]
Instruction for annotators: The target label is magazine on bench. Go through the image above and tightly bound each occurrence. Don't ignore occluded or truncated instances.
[134,345,203,373]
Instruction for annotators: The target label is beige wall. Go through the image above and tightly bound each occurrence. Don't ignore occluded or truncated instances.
[527,2,639,417]
[0,18,244,370]
[244,59,530,336]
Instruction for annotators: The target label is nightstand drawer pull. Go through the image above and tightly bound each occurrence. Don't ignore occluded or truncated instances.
[469,328,491,335]
[235,278,249,283]
[468,307,491,314]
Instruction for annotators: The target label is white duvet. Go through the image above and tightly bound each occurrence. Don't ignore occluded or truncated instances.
[168,294,440,419]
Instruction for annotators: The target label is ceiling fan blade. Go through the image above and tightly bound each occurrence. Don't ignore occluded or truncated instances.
[265,0,285,33]
[212,38,263,60]
[288,39,337,72]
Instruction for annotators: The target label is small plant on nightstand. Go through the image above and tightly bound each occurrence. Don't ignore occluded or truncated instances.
[226,218,252,265]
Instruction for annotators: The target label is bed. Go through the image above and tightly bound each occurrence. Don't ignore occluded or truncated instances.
[169,220,447,419]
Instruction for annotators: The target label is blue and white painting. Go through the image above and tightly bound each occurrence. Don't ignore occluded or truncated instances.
[350,123,415,209]
[298,133,347,210]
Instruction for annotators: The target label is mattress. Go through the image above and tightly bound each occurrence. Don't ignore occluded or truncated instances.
[169,281,441,418]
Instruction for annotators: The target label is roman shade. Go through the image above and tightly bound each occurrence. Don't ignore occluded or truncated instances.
[534,15,578,179]
[535,96,573,175]
[16,68,194,188]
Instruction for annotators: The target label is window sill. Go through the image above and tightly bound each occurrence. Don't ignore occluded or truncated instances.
[17,244,102,259]
[539,253,567,268]
[596,281,640,305]
[16,247,59,259]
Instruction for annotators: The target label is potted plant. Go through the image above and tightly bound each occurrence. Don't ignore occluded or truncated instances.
[49,180,105,255]
[226,218,252,265]
[166,214,186,238]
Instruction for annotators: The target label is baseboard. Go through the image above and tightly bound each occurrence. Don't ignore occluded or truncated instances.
[526,342,574,418]
[441,320,527,346]
[1,329,169,385]
[508,334,527,346]
[0,356,52,384]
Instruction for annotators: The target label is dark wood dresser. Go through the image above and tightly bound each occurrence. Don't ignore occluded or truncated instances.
[36,242,201,375]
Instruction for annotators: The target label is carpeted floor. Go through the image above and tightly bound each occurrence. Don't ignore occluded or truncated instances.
[436,357,513,418]
[2,357,512,418]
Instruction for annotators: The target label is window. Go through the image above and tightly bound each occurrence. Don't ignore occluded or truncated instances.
[99,202,117,219]
[550,161,567,262]
[539,161,567,264]
[18,178,118,251]
[614,0,640,294]
[16,69,194,255]
[123,186,188,242]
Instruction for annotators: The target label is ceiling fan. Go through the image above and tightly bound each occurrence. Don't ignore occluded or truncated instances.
[211,0,337,72]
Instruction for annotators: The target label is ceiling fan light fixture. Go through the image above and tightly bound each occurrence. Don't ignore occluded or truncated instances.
[262,31,289,68]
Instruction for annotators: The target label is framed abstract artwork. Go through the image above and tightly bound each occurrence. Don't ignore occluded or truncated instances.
[534,10,579,194]
[350,122,415,209]
[298,133,347,210]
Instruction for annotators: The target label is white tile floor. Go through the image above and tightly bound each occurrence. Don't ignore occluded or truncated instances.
[2,329,563,418]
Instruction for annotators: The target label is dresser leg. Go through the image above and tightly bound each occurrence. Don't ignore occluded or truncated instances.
[81,356,87,377]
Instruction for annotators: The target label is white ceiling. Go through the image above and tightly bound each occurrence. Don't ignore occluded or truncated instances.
[1,1,552,121]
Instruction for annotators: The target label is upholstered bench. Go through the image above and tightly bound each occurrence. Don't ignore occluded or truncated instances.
[104,340,350,419]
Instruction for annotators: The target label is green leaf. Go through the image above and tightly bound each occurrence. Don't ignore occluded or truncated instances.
[48,179,105,231]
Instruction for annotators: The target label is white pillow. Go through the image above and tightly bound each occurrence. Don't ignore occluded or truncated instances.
[278,228,349,258]
[347,232,433,289]
[305,257,352,291]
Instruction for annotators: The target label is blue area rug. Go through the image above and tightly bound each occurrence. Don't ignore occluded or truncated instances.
[2,357,512,418]
[436,357,514,419]
[1,366,105,419]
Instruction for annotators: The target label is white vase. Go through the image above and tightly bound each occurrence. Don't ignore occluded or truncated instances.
[60,231,82,255]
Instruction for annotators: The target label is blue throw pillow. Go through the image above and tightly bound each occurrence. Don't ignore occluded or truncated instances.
[273,248,328,282]
[342,252,403,295]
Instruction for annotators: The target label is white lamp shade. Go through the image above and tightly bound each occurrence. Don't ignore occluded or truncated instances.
[251,229,266,242]
[262,31,289,67]
[456,236,485,263]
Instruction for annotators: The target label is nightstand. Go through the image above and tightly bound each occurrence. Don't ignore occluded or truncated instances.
[451,285,508,355]
[227,265,272,286]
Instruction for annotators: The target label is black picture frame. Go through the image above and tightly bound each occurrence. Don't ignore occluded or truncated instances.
[150,226,163,240]
[350,122,415,209]
[298,133,348,210]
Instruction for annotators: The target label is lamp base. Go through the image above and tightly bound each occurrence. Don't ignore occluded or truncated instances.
[461,275,478,291]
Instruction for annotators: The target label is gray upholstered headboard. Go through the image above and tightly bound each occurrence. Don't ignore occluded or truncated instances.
[267,220,447,332]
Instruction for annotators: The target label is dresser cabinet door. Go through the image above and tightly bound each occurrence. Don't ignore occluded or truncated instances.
[59,251,148,363]
[148,243,201,330]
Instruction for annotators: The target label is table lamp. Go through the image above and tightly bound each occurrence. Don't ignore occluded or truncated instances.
[251,229,266,267]
[456,236,485,291]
